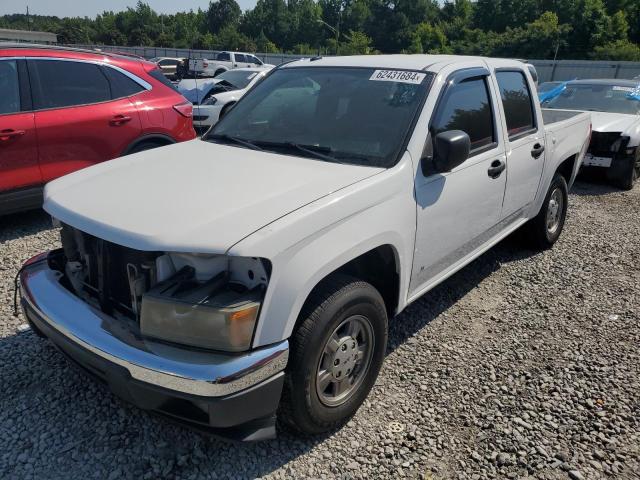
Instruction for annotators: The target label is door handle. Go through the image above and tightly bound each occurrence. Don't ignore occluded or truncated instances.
[0,129,25,142]
[488,159,506,179]
[109,115,132,126]
[531,143,545,159]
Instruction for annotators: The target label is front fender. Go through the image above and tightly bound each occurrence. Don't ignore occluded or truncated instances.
[229,155,417,347]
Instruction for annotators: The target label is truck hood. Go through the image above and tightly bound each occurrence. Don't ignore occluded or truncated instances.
[589,111,640,143]
[44,140,383,253]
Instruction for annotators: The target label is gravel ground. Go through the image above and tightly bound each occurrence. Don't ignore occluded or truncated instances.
[0,179,638,480]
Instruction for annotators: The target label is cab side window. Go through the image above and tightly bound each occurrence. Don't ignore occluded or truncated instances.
[431,77,495,153]
[495,71,536,139]
[248,55,262,65]
[235,54,247,63]
[217,52,231,62]
[0,60,20,115]
[29,60,111,109]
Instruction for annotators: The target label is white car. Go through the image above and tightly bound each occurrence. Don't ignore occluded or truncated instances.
[20,55,591,441]
[189,51,274,78]
[544,79,640,189]
[193,68,270,129]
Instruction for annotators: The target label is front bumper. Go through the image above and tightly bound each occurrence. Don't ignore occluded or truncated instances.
[19,253,288,441]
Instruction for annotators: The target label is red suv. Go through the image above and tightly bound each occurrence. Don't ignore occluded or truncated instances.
[0,44,196,215]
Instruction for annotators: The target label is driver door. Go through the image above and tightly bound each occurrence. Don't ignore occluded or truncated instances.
[410,68,507,296]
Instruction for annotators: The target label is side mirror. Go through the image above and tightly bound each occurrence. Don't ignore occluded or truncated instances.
[425,130,470,174]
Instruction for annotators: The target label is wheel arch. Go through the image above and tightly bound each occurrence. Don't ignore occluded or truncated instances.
[122,134,176,156]
[256,239,405,348]
[556,153,578,187]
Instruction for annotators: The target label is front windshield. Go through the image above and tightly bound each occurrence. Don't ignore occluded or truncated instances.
[544,83,640,115]
[217,70,260,89]
[205,67,432,168]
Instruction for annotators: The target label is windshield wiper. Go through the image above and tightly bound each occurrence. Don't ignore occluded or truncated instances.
[207,134,263,151]
[254,141,343,163]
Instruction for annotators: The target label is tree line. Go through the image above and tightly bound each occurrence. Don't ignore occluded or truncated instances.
[1,0,640,60]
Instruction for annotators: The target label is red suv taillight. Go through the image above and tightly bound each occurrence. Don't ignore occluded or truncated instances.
[173,102,193,118]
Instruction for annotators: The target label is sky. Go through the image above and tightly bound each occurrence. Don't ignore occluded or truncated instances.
[0,0,259,18]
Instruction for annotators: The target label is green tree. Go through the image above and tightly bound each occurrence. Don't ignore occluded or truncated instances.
[207,0,241,34]
[413,23,450,54]
[592,39,640,60]
[492,12,571,59]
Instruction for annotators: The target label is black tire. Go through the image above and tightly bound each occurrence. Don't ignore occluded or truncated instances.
[214,68,226,77]
[611,155,639,191]
[126,141,164,155]
[279,274,388,435]
[523,173,569,250]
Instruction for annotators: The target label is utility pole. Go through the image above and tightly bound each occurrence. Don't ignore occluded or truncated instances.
[26,6,31,31]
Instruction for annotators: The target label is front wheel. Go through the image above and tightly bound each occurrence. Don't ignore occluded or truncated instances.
[523,173,569,250]
[280,274,388,435]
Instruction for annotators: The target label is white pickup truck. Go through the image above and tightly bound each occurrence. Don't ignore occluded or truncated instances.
[19,55,591,441]
[189,51,273,78]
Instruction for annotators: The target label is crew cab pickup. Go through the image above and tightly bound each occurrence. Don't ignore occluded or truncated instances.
[19,55,591,441]
[189,51,273,78]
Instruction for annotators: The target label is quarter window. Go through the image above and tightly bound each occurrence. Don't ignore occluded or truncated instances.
[431,77,495,151]
[101,66,145,98]
[496,71,535,138]
[29,60,111,109]
[0,60,20,115]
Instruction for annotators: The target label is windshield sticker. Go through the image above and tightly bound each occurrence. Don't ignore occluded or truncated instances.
[370,70,427,84]
[613,86,634,92]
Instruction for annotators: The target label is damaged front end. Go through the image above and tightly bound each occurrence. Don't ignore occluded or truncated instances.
[58,223,271,352]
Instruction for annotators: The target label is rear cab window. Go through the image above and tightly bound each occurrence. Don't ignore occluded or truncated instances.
[431,76,496,155]
[495,70,536,140]
[217,52,231,62]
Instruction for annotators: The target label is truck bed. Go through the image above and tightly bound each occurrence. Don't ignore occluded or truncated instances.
[542,108,587,126]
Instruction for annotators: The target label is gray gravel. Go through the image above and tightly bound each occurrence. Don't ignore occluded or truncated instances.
[1,179,639,479]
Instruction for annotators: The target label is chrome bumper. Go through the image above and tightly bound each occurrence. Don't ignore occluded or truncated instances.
[19,256,288,398]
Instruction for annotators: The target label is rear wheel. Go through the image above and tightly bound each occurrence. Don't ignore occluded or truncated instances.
[126,141,166,155]
[523,173,568,250]
[280,274,388,435]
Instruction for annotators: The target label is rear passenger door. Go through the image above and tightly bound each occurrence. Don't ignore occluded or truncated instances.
[0,59,41,193]
[28,59,144,182]
[411,68,507,294]
[493,69,545,218]
[234,54,251,68]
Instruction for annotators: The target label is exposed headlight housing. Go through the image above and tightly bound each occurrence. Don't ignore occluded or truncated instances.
[203,95,218,106]
[139,254,269,352]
